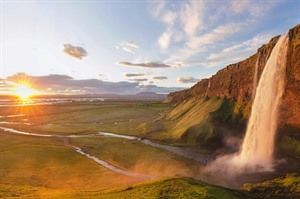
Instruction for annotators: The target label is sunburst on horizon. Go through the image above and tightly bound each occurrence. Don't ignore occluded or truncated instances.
[14,83,36,101]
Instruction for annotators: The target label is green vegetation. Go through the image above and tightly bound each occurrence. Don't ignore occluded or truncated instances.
[0,134,140,198]
[70,177,252,199]
[279,135,300,158]
[1,100,299,198]
[149,97,242,148]
[70,136,203,177]
[244,173,300,199]
[0,101,169,136]
[149,97,222,144]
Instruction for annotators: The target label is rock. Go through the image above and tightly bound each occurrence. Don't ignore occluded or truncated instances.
[167,24,300,132]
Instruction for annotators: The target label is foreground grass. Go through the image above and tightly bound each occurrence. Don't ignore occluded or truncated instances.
[244,173,300,199]
[66,177,252,199]
[0,134,140,198]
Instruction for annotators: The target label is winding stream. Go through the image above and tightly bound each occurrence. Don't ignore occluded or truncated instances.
[98,132,212,164]
[73,145,152,179]
[0,125,211,179]
[0,126,153,179]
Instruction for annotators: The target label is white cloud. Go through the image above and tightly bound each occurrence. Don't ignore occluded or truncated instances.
[162,10,177,26]
[179,0,205,37]
[63,44,88,60]
[122,47,135,54]
[177,77,199,83]
[129,78,148,82]
[187,22,245,49]
[207,32,273,63]
[116,40,140,54]
[121,41,140,49]
[152,0,282,68]
[124,73,149,77]
[151,0,166,18]
[158,29,172,50]
[153,76,168,80]
[231,0,249,14]
[118,61,174,68]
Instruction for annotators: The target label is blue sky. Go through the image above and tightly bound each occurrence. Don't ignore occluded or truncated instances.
[1,0,299,95]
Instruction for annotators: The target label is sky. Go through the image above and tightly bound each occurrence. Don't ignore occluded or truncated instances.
[0,0,299,95]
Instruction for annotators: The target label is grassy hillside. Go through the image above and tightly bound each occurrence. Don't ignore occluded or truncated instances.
[76,173,300,199]
[149,97,244,149]
[69,177,252,199]
[244,173,300,199]
[2,173,300,198]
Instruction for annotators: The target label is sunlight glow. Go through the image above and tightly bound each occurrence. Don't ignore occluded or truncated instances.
[14,83,36,101]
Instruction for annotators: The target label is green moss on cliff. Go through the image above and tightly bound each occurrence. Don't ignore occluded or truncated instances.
[279,135,300,158]
[244,173,300,199]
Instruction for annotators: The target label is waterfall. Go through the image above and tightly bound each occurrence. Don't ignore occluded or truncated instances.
[252,53,260,100]
[238,33,289,170]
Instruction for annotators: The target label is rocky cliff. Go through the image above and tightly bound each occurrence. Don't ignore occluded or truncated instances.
[160,24,300,153]
[168,24,300,131]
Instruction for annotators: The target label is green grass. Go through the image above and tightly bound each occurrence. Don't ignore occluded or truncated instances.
[149,97,241,148]
[244,173,300,198]
[0,102,169,136]
[71,177,252,199]
[0,134,141,197]
[149,97,222,143]
[70,136,203,178]
[1,100,299,198]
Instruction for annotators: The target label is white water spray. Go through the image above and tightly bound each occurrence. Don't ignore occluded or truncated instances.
[252,54,260,100]
[238,33,289,170]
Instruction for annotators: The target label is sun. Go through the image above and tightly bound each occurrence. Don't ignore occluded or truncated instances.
[14,84,36,101]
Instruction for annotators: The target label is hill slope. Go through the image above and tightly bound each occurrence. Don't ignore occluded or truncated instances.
[153,24,300,155]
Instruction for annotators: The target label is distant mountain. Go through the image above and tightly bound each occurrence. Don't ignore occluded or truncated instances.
[134,92,167,99]
[0,92,167,100]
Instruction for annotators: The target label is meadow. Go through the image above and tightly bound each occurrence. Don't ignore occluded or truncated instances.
[1,99,299,198]
[0,100,206,197]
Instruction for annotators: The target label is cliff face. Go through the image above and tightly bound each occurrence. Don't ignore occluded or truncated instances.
[168,24,300,129]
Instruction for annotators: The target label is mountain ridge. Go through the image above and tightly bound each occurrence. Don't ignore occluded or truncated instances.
[167,24,300,132]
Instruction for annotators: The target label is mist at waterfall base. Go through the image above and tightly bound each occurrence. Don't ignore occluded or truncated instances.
[202,33,289,186]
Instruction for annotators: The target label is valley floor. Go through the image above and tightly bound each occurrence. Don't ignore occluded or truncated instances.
[0,100,299,198]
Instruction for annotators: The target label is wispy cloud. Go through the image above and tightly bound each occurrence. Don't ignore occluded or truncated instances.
[153,76,168,80]
[122,47,135,54]
[124,73,148,77]
[121,41,139,49]
[151,0,282,68]
[129,78,148,82]
[116,40,140,54]
[0,80,15,93]
[118,61,173,68]
[177,77,199,84]
[63,44,88,60]
[204,32,273,67]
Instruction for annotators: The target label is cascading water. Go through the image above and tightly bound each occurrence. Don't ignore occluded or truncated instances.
[238,33,289,170]
[252,53,260,100]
